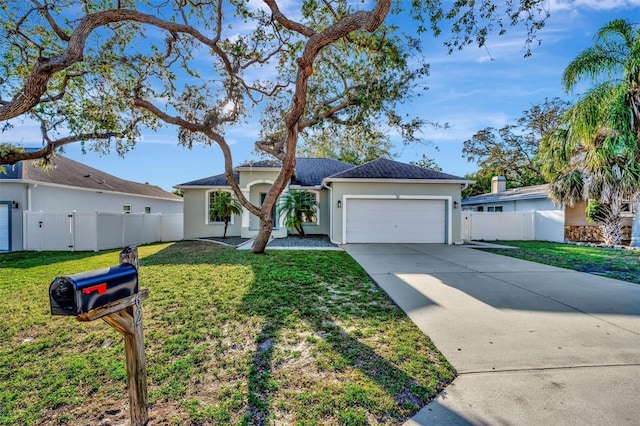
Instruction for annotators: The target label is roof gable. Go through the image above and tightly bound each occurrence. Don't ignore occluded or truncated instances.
[291,158,354,186]
[1,156,182,201]
[326,158,466,180]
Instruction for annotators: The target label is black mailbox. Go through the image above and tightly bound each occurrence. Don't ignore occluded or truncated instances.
[49,263,138,316]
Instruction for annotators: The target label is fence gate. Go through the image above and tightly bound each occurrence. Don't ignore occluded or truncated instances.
[25,211,75,251]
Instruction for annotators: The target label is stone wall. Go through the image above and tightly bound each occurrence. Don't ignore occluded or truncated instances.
[565,225,632,243]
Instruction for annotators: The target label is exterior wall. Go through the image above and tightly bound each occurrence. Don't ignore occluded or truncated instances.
[0,182,27,251]
[238,169,280,188]
[27,184,182,215]
[514,198,558,211]
[329,181,463,244]
[463,198,558,212]
[300,189,329,236]
[565,201,633,243]
[182,184,329,240]
[182,188,242,239]
[1,180,183,251]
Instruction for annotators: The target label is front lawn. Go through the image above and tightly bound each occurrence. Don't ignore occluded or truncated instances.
[480,241,640,284]
[0,241,455,425]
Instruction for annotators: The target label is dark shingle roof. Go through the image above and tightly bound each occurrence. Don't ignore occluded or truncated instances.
[462,184,550,205]
[1,156,182,201]
[177,172,239,187]
[235,159,282,169]
[326,158,467,180]
[291,158,354,186]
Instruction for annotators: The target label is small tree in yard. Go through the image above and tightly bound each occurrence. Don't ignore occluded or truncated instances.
[278,190,318,238]
[209,191,242,239]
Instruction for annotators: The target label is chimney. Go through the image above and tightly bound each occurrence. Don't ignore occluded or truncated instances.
[491,176,506,193]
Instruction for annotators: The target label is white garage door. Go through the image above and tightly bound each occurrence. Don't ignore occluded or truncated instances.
[0,203,9,251]
[345,198,446,243]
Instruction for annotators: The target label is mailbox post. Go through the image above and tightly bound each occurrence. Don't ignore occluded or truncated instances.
[49,246,149,426]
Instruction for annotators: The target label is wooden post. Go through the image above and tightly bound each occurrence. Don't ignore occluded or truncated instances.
[77,246,149,426]
[101,294,148,426]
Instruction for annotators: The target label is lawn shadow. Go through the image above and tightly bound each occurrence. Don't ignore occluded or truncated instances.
[237,257,449,424]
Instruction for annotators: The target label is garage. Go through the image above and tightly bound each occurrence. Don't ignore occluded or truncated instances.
[345,198,446,243]
[0,202,9,251]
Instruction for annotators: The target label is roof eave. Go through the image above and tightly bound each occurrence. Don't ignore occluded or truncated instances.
[323,178,473,184]
[16,179,183,202]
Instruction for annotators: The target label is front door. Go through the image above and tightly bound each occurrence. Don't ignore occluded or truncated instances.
[260,193,278,229]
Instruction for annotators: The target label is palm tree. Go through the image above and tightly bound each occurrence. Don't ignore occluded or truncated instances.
[209,191,243,238]
[277,190,319,237]
[541,19,640,245]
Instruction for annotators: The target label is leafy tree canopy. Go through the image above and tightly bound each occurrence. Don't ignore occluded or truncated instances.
[540,19,640,245]
[462,97,569,195]
[0,0,552,251]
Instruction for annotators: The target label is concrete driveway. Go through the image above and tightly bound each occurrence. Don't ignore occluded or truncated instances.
[343,243,640,425]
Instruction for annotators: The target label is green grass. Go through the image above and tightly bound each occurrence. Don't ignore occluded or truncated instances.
[0,241,455,425]
[480,241,640,284]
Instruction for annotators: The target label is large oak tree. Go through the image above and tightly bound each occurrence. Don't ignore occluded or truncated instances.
[0,0,551,252]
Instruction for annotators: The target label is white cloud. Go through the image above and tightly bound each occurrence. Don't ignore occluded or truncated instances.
[549,0,640,11]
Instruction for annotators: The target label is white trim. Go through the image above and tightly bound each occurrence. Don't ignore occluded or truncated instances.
[324,178,472,185]
[246,179,275,189]
[342,195,453,244]
[206,189,237,225]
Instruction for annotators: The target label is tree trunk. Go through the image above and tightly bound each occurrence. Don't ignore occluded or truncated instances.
[601,208,623,245]
[252,215,273,253]
[223,220,229,238]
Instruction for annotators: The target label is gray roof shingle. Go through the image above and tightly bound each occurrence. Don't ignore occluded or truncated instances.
[326,158,467,180]
[291,158,354,186]
[1,155,182,200]
[177,171,240,187]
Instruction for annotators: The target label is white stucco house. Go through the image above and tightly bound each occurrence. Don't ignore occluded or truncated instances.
[0,155,183,252]
[175,157,472,245]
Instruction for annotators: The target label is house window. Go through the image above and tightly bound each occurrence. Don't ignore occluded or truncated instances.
[144,206,151,214]
[208,191,234,224]
[301,191,319,224]
[487,206,503,212]
[476,206,484,212]
[621,201,636,217]
[123,205,131,214]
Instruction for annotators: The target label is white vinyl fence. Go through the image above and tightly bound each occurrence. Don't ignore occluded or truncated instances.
[462,210,564,242]
[24,211,183,251]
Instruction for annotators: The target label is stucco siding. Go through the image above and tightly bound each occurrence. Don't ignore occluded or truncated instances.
[239,169,280,188]
[28,184,183,215]
[329,181,463,244]
[182,188,242,239]
[0,182,27,250]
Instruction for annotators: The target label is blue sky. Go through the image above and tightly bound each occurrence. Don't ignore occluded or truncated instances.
[6,1,640,192]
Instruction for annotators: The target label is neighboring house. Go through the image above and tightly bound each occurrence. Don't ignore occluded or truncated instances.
[175,157,471,244]
[462,176,637,244]
[462,177,558,213]
[0,155,183,252]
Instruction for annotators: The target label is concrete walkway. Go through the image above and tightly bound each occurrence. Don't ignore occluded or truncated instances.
[343,243,640,426]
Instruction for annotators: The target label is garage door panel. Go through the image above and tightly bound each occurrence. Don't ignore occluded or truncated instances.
[345,198,445,243]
